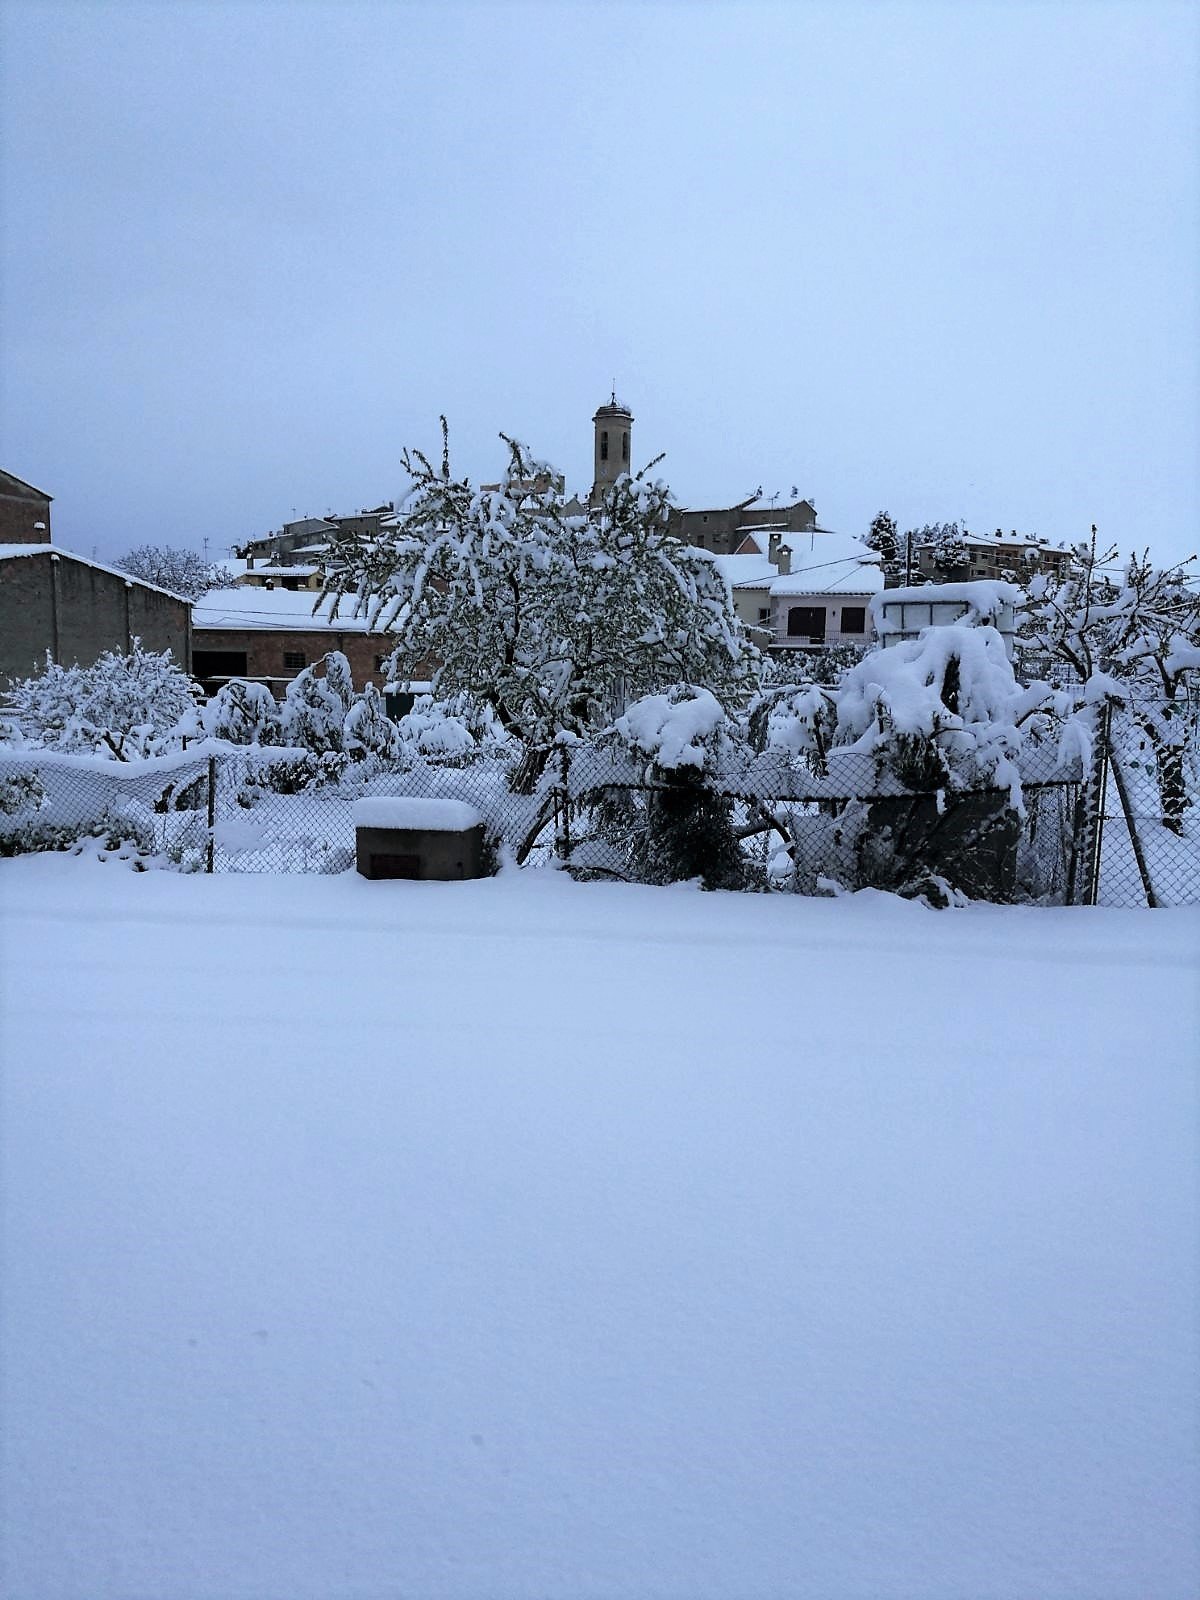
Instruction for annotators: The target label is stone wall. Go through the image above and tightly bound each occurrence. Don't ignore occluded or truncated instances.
[0,552,191,685]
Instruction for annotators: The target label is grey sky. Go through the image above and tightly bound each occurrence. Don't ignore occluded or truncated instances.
[2,0,1197,568]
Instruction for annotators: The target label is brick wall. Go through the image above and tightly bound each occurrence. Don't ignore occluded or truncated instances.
[192,627,405,696]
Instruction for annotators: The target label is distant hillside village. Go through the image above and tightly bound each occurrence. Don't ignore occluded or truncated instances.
[0,402,1075,694]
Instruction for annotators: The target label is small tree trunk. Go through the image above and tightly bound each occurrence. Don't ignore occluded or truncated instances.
[509,742,551,795]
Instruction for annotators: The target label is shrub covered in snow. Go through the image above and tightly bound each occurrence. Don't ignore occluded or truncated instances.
[343,683,400,762]
[279,652,355,754]
[1,642,201,761]
[201,680,281,745]
[394,693,516,766]
[598,686,747,890]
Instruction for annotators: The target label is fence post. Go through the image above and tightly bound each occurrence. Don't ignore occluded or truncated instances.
[557,743,572,863]
[206,754,217,874]
[1080,699,1112,906]
[1108,745,1159,908]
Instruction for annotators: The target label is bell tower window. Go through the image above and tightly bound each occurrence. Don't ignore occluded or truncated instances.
[622,432,629,461]
[600,431,609,462]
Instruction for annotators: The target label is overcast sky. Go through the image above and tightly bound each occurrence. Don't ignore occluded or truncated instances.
[2,0,1197,568]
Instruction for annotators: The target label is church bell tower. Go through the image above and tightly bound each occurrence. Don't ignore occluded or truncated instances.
[590,393,633,506]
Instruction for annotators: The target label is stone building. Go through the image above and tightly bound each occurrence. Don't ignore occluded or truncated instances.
[0,544,191,685]
[0,470,53,545]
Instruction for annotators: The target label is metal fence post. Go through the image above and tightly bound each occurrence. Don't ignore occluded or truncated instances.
[1080,700,1112,906]
[1108,743,1159,908]
[557,743,572,863]
[206,754,217,874]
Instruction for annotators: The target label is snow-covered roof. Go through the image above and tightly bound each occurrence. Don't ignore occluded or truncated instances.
[768,531,884,597]
[710,552,778,589]
[876,579,1022,610]
[871,580,1020,635]
[193,586,376,633]
[353,797,483,832]
[0,543,192,603]
[238,564,321,578]
[914,530,1065,552]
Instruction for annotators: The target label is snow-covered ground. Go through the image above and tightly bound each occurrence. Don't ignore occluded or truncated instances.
[1,857,1197,1600]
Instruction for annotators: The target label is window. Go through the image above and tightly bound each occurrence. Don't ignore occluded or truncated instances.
[840,606,866,634]
[600,430,609,462]
[757,606,771,624]
[622,431,629,461]
[193,649,247,680]
[787,606,826,641]
[283,650,307,670]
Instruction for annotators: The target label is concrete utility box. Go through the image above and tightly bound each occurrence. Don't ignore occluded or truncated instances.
[353,797,487,881]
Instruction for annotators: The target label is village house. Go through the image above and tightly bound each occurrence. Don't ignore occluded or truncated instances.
[0,469,54,545]
[190,586,401,697]
[909,527,1073,586]
[0,470,192,685]
[710,528,884,654]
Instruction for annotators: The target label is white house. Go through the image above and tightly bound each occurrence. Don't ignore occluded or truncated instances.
[712,528,884,654]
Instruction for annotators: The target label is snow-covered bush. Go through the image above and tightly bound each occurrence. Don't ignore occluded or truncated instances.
[1,642,200,761]
[0,769,45,817]
[393,693,516,766]
[279,652,355,754]
[343,683,400,762]
[600,686,747,890]
[201,679,281,745]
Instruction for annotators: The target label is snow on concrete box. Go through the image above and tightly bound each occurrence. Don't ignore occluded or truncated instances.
[353,797,487,881]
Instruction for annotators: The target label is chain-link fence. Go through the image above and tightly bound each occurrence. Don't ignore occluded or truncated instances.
[3,710,1195,905]
[1080,696,1200,907]
[0,745,557,873]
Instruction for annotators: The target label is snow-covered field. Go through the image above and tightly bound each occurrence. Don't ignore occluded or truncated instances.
[1,856,1197,1600]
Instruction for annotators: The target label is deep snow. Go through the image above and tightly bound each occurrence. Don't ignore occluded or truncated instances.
[1,857,1197,1599]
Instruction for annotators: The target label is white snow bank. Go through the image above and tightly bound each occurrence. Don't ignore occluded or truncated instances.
[353,796,483,831]
[1,860,1196,1600]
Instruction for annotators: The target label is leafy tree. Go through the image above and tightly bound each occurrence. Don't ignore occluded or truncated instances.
[321,422,761,787]
[117,544,224,600]
[1,641,199,760]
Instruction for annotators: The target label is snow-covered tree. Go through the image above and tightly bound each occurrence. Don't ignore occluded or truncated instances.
[342,682,400,761]
[1,641,200,760]
[1019,527,1200,829]
[908,520,969,577]
[279,652,355,753]
[200,679,281,745]
[116,544,223,599]
[864,510,903,581]
[321,423,762,786]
